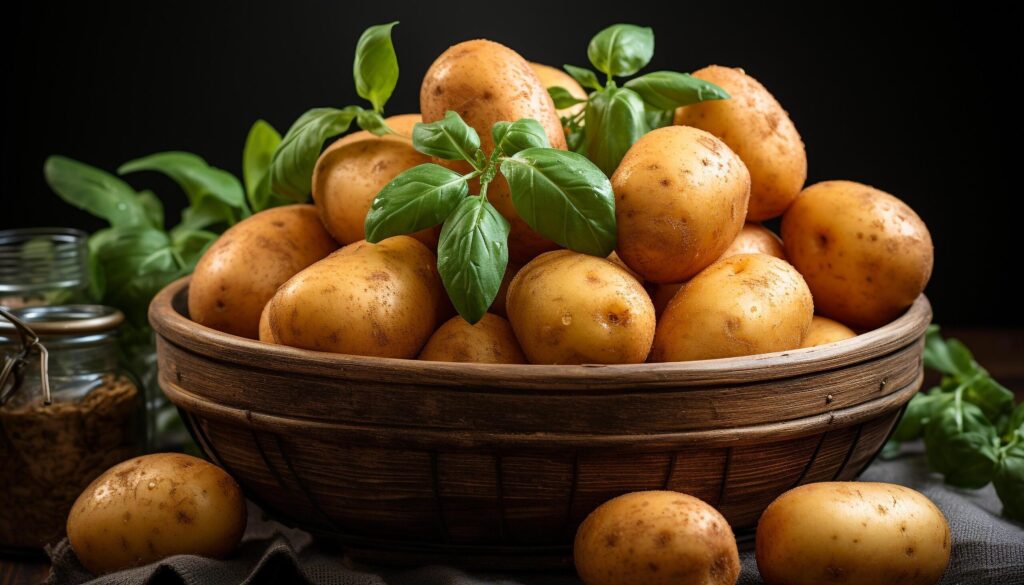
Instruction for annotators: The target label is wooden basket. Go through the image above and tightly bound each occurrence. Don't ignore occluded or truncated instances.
[150,277,930,566]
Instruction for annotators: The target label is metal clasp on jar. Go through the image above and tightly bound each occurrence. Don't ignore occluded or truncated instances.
[0,308,51,407]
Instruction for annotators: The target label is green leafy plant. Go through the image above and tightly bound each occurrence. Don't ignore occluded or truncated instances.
[551,24,730,175]
[269,22,403,202]
[886,325,1022,520]
[364,111,615,323]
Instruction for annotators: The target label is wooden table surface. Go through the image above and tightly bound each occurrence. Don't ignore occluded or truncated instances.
[3,328,1021,585]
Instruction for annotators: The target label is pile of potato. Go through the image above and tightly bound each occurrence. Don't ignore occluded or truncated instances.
[188,39,934,366]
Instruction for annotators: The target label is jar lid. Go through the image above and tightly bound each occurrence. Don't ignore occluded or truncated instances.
[0,305,124,337]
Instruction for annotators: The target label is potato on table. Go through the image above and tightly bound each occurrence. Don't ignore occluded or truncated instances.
[418,313,526,364]
[782,180,933,329]
[756,482,951,585]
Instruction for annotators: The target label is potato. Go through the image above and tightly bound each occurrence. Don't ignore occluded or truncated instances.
[649,222,784,316]
[574,491,740,585]
[188,205,337,339]
[489,261,522,318]
[651,254,813,362]
[67,453,246,575]
[607,251,643,283]
[675,65,807,221]
[312,114,437,247]
[802,315,857,348]
[613,126,750,284]
[530,62,588,121]
[756,482,951,585]
[781,180,933,329]
[257,301,276,344]
[418,313,526,363]
[329,112,422,150]
[506,250,655,364]
[268,236,443,358]
[421,39,566,264]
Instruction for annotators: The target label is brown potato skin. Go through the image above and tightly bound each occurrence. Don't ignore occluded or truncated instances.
[67,454,246,575]
[574,491,740,585]
[782,180,933,329]
[258,302,276,343]
[312,114,437,248]
[418,313,526,364]
[756,482,951,585]
[187,205,337,339]
[651,254,813,362]
[421,39,566,264]
[675,65,807,221]
[506,250,655,365]
[613,126,750,284]
[801,315,857,347]
[268,236,443,358]
[530,62,588,121]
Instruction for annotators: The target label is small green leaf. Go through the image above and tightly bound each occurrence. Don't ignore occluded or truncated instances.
[548,86,586,109]
[118,152,248,223]
[624,71,730,110]
[242,119,282,211]
[1007,403,1024,438]
[364,164,469,243]
[271,106,360,202]
[437,197,510,324]
[924,326,977,376]
[587,24,654,78]
[644,107,675,130]
[357,110,392,136]
[963,376,1015,422]
[501,147,616,257]
[583,87,649,176]
[563,65,602,91]
[925,398,1000,489]
[136,190,165,229]
[492,119,550,157]
[412,111,481,164]
[176,197,240,232]
[354,22,400,112]
[44,156,153,228]
[169,227,218,269]
[891,389,954,442]
[994,434,1024,521]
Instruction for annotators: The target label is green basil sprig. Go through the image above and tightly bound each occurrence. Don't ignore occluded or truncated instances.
[365,111,615,323]
[269,22,404,203]
[886,325,1023,520]
[549,23,730,175]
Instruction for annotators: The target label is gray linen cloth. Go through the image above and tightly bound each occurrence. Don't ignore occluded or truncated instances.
[46,444,1024,585]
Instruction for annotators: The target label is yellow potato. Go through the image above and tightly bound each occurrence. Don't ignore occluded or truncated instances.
[756,482,951,585]
[490,261,523,318]
[67,454,246,575]
[506,250,655,364]
[651,254,813,362]
[312,114,437,247]
[268,236,443,358]
[530,62,588,121]
[328,112,422,150]
[257,301,276,344]
[781,180,933,329]
[418,313,526,364]
[188,205,337,339]
[675,65,807,221]
[421,39,566,264]
[607,251,643,283]
[802,315,857,347]
[649,222,784,316]
[574,491,740,585]
[613,125,750,284]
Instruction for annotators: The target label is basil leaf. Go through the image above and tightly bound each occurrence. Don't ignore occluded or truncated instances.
[563,65,603,91]
[176,197,240,232]
[891,389,954,442]
[548,86,586,109]
[364,164,469,243]
[119,152,248,223]
[924,325,977,376]
[963,376,1015,422]
[994,435,1024,521]
[625,71,730,110]
[645,107,675,130]
[501,147,616,257]
[44,156,153,228]
[587,24,654,78]
[271,106,360,202]
[412,111,481,163]
[137,190,164,229]
[583,87,648,176]
[437,197,510,324]
[357,110,392,137]
[925,399,1000,488]
[353,22,399,113]
[169,227,218,269]
[1007,403,1024,437]
[492,119,550,157]
[242,119,281,211]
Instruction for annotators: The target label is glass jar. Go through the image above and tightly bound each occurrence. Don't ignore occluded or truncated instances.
[0,305,146,554]
[0,228,90,310]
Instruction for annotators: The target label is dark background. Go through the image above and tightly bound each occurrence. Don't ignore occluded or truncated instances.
[4,2,1017,326]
